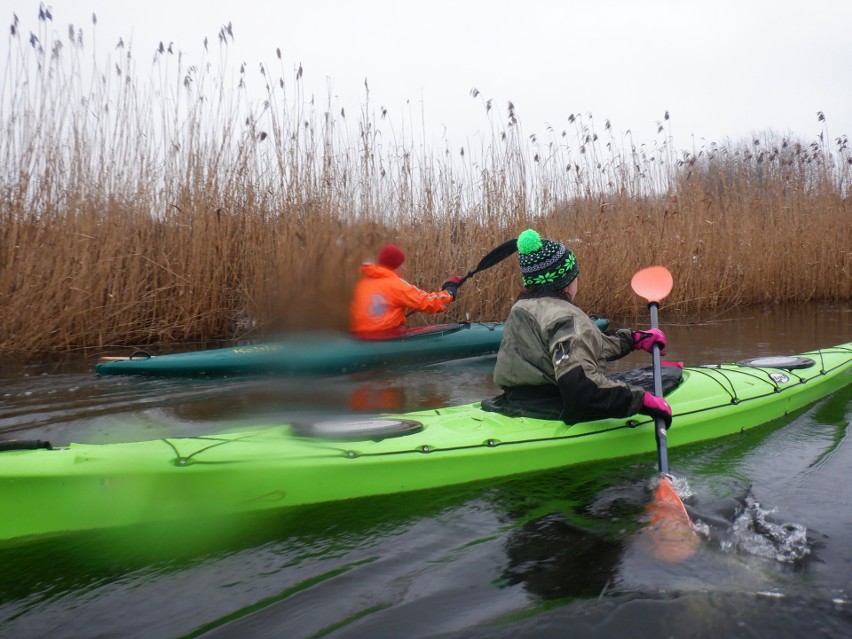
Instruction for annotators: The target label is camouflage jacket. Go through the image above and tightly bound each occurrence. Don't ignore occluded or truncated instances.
[492,295,644,423]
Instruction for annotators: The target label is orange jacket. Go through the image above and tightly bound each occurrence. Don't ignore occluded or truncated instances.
[350,264,453,337]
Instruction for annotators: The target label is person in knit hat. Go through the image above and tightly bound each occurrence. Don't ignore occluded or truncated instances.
[350,243,463,339]
[483,228,674,426]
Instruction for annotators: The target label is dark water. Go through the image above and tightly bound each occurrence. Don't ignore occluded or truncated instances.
[0,303,850,638]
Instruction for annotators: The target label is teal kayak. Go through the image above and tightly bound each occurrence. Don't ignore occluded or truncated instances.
[96,322,504,376]
[94,318,610,377]
[3,342,849,542]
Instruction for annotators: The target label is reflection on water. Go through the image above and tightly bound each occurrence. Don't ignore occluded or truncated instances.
[0,302,849,638]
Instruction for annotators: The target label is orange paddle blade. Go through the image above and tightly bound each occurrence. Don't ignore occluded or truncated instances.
[643,477,699,563]
[631,266,674,304]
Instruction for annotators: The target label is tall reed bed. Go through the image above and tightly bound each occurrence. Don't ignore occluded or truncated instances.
[1,10,850,353]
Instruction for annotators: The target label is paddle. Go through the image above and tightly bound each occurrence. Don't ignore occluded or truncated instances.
[631,266,698,562]
[406,238,518,317]
[457,238,518,287]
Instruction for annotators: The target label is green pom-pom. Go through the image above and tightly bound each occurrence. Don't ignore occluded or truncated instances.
[517,229,542,255]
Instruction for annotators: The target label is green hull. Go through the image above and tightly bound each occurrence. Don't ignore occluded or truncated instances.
[4,342,850,542]
[94,318,609,377]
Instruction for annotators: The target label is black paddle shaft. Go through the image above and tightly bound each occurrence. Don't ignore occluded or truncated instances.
[648,301,670,475]
[406,239,518,318]
[458,238,518,286]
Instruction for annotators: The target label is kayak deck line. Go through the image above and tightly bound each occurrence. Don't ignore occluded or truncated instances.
[75,345,852,463]
[321,420,644,459]
[1,342,850,543]
[138,360,852,463]
[678,344,852,410]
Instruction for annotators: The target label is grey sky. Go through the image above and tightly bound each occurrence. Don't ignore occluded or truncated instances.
[4,0,851,153]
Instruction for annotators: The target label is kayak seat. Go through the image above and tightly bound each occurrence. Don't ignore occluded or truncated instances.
[608,365,684,392]
[354,323,467,341]
[481,366,684,421]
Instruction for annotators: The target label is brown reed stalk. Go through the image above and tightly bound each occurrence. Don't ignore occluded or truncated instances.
[0,11,849,353]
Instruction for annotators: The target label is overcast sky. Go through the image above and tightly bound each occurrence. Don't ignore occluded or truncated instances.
[4,0,851,153]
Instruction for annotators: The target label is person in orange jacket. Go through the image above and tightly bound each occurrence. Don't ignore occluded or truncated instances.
[350,244,462,339]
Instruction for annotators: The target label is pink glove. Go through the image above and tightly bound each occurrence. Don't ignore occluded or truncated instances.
[641,391,672,428]
[633,328,667,355]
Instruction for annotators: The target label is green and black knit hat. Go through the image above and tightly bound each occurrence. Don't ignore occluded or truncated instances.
[517,229,579,290]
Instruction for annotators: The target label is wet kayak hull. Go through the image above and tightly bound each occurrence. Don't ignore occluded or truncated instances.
[3,342,850,542]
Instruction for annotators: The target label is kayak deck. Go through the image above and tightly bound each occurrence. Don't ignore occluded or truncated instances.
[2,342,850,542]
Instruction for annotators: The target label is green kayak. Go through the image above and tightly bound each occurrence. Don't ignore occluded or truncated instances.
[3,342,849,542]
[94,319,609,377]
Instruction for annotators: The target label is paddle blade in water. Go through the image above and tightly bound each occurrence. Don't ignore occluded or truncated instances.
[631,266,674,304]
[643,476,699,563]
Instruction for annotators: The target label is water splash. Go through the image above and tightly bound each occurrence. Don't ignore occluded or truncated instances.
[668,474,695,502]
[720,495,810,563]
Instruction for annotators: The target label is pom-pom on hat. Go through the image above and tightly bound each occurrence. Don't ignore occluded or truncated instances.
[377,244,405,269]
[517,229,579,290]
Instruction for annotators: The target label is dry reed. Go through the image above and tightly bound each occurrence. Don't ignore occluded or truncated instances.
[1,11,850,353]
